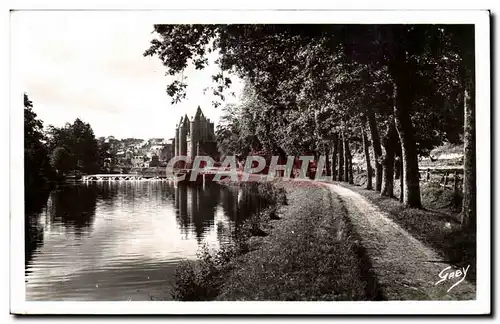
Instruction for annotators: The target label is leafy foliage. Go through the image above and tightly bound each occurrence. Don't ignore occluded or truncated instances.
[50,146,74,176]
[147,24,474,209]
[145,24,468,157]
[46,119,100,174]
[24,94,54,189]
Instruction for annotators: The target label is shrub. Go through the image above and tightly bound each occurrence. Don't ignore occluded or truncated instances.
[171,244,237,301]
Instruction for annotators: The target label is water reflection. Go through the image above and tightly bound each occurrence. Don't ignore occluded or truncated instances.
[49,185,97,237]
[24,181,269,300]
[25,189,50,270]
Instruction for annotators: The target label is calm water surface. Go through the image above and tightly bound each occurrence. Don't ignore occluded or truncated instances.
[25,181,265,301]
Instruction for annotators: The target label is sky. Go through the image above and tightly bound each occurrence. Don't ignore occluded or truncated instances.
[11,11,244,140]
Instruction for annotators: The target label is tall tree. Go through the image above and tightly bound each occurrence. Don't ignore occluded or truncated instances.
[449,25,476,229]
[361,119,373,190]
[380,121,398,197]
[331,133,338,180]
[24,94,53,190]
[47,119,100,175]
[337,135,344,182]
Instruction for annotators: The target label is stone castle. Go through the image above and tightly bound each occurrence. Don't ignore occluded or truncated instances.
[174,106,218,159]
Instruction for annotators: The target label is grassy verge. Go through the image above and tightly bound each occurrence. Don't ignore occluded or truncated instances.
[215,181,377,301]
[171,180,378,301]
[344,175,476,284]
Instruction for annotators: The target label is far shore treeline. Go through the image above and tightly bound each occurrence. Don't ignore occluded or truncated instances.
[24,93,118,199]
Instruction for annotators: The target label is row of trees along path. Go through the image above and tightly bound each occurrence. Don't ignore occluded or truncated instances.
[145,24,475,229]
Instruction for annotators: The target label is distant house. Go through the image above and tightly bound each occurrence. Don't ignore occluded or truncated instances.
[116,150,125,158]
[149,145,164,155]
[131,155,147,168]
[149,154,160,167]
[149,138,165,145]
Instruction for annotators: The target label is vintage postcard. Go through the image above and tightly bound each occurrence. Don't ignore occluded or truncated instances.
[10,9,491,315]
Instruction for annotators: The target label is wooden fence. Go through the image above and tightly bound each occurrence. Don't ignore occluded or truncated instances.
[419,167,463,193]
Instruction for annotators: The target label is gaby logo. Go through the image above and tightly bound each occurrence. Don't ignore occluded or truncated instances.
[434,265,471,292]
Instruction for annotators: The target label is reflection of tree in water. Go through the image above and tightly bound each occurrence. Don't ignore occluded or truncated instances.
[191,184,220,243]
[220,186,238,223]
[221,183,268,225]
[175,184,189,236]
[49,185,98,237]
[229,183,271,243]
[25,188,51,268]
[216,220,232,245]
[162,182,176,204]
[174,182,271,245]
[95,182,119,205]
[175,183,220,242]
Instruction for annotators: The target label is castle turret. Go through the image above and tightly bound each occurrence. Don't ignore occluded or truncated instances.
[207,118,212,140]
[174,124,179,157]
[173,107,217,162]
[178,116,188,156]
[209,122,214,137]
[189,116,197,158]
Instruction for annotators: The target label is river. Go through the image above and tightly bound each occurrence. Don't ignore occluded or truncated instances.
[24,181,266,301]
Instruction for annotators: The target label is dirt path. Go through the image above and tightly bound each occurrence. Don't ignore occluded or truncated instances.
[325,182,476,300]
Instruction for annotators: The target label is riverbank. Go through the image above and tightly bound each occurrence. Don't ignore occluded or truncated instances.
[171,179,380,301]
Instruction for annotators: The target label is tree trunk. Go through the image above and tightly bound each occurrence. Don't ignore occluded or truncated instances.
[399,157,404,202]
[331,133,338,180]
[388,28,422,208]
[394,157,401,180]
[393,81,422,208]
[325,144,331,177]
[348,149,354,184]
[458,25,476,229]
[366,107,383,191]
[337,134,344,181]
[381,121,398,197]
[361,122,373,190]
[343,132,349,183]
[461,84,476,228]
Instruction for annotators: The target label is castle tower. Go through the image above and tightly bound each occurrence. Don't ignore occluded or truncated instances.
[174,123,179,157]
[189,116,197,158]
[177,116,184,157]
[195,106,204,142]
[178,115,188,156]
[173,107,218,162]
[207,118,212,140]
[209,122,214,137]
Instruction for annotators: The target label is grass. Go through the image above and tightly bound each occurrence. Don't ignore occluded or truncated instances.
[430,142,463,157]
[216,182,375,301]
[345,174,476,284]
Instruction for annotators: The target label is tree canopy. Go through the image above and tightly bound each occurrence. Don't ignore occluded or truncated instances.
[146,23,474,212]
